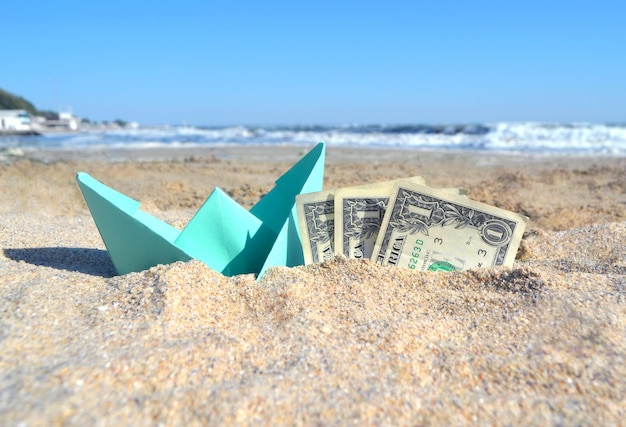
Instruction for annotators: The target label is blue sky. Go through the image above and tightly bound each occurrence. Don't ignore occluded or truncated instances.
[3,0,625,125]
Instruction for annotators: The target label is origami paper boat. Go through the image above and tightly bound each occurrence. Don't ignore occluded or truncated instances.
[77,142,325,278]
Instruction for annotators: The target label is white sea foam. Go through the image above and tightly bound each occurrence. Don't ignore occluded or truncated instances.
[2,122,625,155]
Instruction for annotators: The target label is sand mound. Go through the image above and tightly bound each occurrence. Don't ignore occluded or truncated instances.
[1,151,624,425]
[2,222,623,425]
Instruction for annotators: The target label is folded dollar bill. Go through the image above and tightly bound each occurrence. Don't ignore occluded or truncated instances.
[372,180,528,271]
[297,176,527,271]
[296,190,336,264]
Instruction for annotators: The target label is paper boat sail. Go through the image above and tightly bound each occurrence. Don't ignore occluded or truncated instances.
[77,142,325,278]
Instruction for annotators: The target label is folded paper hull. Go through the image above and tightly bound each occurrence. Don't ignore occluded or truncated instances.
[76,142,325,278]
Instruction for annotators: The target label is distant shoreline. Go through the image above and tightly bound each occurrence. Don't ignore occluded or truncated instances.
[0,130,41,136]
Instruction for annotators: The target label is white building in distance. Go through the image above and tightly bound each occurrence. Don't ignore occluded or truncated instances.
[0,110,32,132]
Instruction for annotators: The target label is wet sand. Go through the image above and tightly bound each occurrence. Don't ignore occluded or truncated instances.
[1,146,624,425]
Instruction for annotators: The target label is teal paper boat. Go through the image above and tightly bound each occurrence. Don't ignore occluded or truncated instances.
[77,142,325,278]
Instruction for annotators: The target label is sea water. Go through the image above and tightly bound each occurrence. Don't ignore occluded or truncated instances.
[1,122,625,156]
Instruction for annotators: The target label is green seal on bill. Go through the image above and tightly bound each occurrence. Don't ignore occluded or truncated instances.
[427,261,456,272]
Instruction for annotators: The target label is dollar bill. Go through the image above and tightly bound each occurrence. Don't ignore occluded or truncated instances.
[296,190,336,264]
[372,180,528,271]
[333,177,426,260]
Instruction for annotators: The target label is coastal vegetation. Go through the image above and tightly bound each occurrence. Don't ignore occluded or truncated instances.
[0,87,57,119]
[0,88,40,115]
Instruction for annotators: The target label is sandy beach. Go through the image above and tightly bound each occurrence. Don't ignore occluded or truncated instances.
[1,145,625,425]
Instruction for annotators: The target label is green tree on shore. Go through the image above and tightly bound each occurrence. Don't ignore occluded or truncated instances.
[0,88,39,115]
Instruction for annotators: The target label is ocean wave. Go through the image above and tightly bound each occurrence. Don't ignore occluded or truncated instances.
[2,122,625,155]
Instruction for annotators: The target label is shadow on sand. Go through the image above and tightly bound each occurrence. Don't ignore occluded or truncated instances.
[3,247,116,278]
